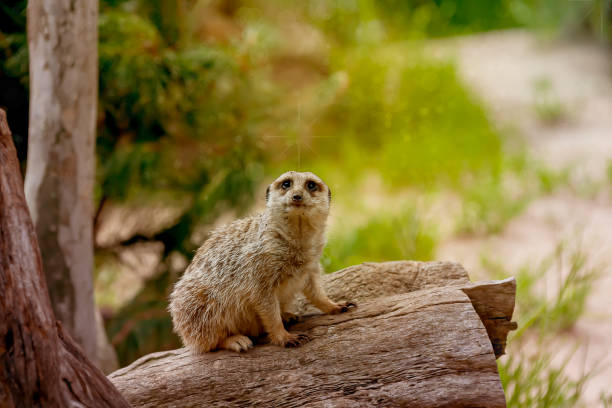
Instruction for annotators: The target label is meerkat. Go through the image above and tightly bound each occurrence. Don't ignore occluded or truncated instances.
[169,171,355,353]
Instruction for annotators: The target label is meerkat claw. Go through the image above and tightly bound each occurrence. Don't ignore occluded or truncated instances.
[340,301,357,312]
[328,301,357,314]
[284,333,311,347]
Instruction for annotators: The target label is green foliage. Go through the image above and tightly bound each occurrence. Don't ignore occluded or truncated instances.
[531,246,599,334]
[456,176,529,235]
[322,207,436,272]
[98,9,268,204]
[484,243,601,406]
[536,165,570,195]
[455,153,570,235]
[0,31,27,81]
[300,0,611,44]
[0,0,29,160]
[485,243,600,337]
[532,76,566,124]
[297,0,525,43]
[0,0,27,68]
[376,0,522,37]
[498,351,588,408]
[514,0,612,42]
[309,49,503,189]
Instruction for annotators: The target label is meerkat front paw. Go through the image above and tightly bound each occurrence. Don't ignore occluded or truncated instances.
[270,331,311,348]
[281,311,300,326]
[328,301,357,314]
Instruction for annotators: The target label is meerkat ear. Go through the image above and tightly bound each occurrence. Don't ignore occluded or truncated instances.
[328,187,331,202]
[266,185,270,202]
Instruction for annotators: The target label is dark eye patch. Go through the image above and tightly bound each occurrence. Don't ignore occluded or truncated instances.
[306,181,318,191]
[281,179,292,189]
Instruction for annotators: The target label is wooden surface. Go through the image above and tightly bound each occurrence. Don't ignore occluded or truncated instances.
[110,261,516,407]
[0,110,129,407]
[462,278,518,358]
[295,260,471,312]
[298,260,517,358]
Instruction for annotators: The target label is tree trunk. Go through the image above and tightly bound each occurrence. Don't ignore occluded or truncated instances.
[109,261,517,408]
[0,109,129,407]
[25,0,99,362]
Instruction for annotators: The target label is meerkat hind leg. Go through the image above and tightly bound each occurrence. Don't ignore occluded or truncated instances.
[220,334,253,352]
[255,298,310,347]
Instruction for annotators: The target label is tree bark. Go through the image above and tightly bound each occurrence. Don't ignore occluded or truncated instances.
[109,261,516,408]
[0,109,129,407]
[25,0,99,361]
[295,260,517,359]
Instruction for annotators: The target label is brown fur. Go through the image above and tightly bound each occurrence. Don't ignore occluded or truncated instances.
[169,171,354,353]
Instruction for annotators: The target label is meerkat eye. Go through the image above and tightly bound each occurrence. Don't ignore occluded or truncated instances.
[281,180,292,189]
[307,181,317,191]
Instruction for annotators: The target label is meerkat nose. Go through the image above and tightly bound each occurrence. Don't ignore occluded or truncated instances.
[292,194,302,202]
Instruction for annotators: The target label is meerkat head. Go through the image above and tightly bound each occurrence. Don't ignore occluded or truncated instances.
[265,171,331,217]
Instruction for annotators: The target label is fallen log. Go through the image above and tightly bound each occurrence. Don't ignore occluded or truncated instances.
[295,260,517,359]
[0,109,130,407]
[110,261,516,408]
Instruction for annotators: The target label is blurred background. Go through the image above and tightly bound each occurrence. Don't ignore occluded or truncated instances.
[2,0,612,406]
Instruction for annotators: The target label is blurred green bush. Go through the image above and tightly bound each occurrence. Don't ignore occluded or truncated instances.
[314,50,502,188]
[323,206,436,272]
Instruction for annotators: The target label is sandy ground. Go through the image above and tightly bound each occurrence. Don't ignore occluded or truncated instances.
[435,30,612,404]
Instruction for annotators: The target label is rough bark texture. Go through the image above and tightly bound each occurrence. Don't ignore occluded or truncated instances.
[294,260,471,314]
[295,260,517,358]
[0,110,130,407]
[110,261,516,408]
[25,0,99,361]
[462,278,518,358]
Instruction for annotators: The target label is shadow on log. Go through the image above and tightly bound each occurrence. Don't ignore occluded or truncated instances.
[110,261,517,408]
[0,110,130,407]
